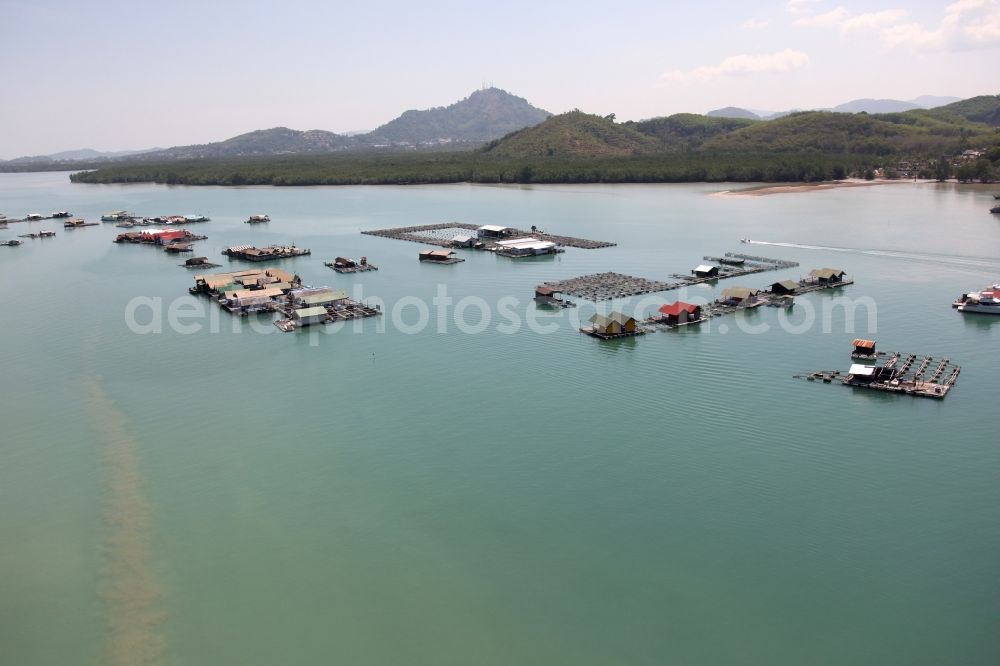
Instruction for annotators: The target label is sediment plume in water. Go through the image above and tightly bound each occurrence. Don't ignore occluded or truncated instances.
[85,377,166,666]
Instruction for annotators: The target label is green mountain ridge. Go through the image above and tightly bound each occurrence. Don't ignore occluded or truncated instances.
[482,111,659,158]
[66,92,1000,186]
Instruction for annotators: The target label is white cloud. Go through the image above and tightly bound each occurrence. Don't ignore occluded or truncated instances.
[795,7,849,27]
[741,18,770,30]
[880,0,1000,51]
[786,0,820,15]
[795,7,908,32]
[659,49,810,84]
[841,9,909,33]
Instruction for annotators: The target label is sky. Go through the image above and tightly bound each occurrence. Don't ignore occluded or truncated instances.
[0,0,997,158]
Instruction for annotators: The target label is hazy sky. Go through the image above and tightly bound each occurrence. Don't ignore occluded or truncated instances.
[0,0,997,158]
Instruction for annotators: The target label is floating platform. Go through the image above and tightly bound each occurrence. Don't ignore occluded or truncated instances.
[273,300,383,331]
[64,219,98,229]
[545,254,800,301]
[223,244,310,261]
[419,249,464,264]
[796,351,961,399]
[579,326,646,340]
[18,231,56,239]
[1,239,22,246]
[180,257,221,269]
[548,272,674,301]
[325,257,378,273]
[361,222,615,249]
[115,230,207,245]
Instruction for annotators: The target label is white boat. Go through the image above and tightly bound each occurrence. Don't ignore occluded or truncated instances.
[740,237,751,244]
[956,284,1000,314]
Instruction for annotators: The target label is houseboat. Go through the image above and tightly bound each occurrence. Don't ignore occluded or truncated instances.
[222,244,311,261]
[325,256,377,273]
[101,211,131,222]
[419,249,464,264]
[246,214,270,224]
[534,285,575,308]
[851,339,878,361]
[582,311,645,339]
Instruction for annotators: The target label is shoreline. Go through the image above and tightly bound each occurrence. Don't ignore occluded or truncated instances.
[714,179,931,197]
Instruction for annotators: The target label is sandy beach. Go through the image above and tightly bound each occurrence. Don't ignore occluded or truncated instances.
[714,179,928,197]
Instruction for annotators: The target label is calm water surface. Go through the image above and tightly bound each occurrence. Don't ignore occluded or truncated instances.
[1,173,998,665]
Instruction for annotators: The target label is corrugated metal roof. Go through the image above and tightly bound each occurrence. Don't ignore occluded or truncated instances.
[849,364,875,376]
[809,268,846,279]
[266,268,294,283]
[478,224,511,233]
[496,237,538,247]
[773,280,798,291]
[659,301,700,316]
[227,287,284,301]
[590,313,614,327]
[721,286,759,301]
[592,311,633,326]
[298,290,347,305]
[852,339,876,349]
[536,285,557,296]
[293,306,328,318]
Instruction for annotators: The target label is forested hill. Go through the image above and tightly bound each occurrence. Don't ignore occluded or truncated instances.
[481,111,660,157]
[929,95,1000,126]
[366,88,550,144]
[700,110,997,155]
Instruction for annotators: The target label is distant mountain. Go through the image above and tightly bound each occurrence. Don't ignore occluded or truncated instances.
[910,95,962,108]
[137,127,357,160]
[833,98,921,113]
[46,148,158,160]
[706,107,760,120]
[710,96,965,121]
[98,87,550,162]
[482,111,659,158]
[2,147,158,164]
[366,88,550,145]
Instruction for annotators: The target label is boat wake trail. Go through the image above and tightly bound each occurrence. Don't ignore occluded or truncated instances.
[85,376,166,666]
[746,240,1000,270]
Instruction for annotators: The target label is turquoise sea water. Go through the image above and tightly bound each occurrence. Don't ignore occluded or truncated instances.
[1,173,999,665]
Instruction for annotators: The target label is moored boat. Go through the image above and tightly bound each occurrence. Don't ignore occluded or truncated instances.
[955,284,1000,314]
